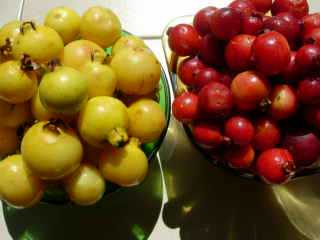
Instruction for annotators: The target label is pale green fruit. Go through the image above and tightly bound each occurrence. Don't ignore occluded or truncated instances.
[60,39,106,71]
[0,101,32,128]
[13,23,64,62]
[112,35,146,56]
[21,121,83,180]
[39,66,88,115]
[78,96,129,148]
[80,6,121,48]
[0,154,44,208]
[44,6,81,44]
[99,138,148,187]
[0,61,37,104]
[64,163,105,206]
[82,61,117,98]
[0,126,19,158]
[110,47,161,95]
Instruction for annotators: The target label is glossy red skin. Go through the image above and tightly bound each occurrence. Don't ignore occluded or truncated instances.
[253,118,280,151]
[220,72,233,87]
[192,122,223,148]
[229,0,256,15]
[242,11,264,35]
[283,132,320,168]
[225,34,256,72]
[252,31,290,76]
[225,145,255,169]
[303,28,320,46]
[210,8,242,40]
[194,68,222,90]
[269,84,297,120]
[198,82,233,118]
[271,0,309,19]
[168,24,200,56]
[178,57,206,86]
[250,0,273,13]
[173,92,199,123]
[283,51,300,81]
[198,34,225,67]
[231,71,270,111]
[303,13,320,33]
[297,76,320,105]
[256,148,295,184]
[225,116,255,145]
[193,6,217,36]
[304,104,320,130]
[296,44,320,73]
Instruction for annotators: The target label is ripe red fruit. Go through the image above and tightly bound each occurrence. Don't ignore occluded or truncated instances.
[194,68,222,90]
[252,31,290,75]
[210,8,242,40]
[303,28,320,46]
[304,104,320,130]
[296,44,320,73]
[198,82,233,118]
[303,13,320,33]
[198,34,225,67]
[256,148,295,184]
[231,71,270,111]
[225,116,255,145]
[253,118,281,151]
[173,92,199,123]
[225,34,256,72]
[192,122,223,148]
[220,72,233,87]
[269,84,297,120]
[178,56,206,87]
[225,145,255,169]
[229,0,256,15]
[193,6,218,36]
[297,76,320,105]
[167,24,200,56]
[242,11,264,35]
[283,51,300,81]
[250,0,273,13]
[271,0,309,19]
[283,132,320,168]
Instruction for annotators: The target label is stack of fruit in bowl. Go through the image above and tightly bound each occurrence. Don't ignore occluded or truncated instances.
[0,6,169,208]
[168,0,320,184]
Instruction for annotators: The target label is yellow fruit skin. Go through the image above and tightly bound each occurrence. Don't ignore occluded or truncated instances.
[112,35,146,56]
[44,7,81,44]
[0,61,37,104]
[0,154,44,208]
[80,6,121,48]
[128,99,165,143]
[61,39,106,71]
[0,101,32,128]
[0,20,21,47]
[13,24,64,63]
[0,126,19,158]
[110,47,161,95]
[21,121,83,180]
[39,66,88,115]
[78,96,129,148]
[82,62,117,98]
[64,163,105,206]
[99,139,148,187]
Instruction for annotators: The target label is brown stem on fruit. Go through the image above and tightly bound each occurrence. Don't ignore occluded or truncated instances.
[0,38,13,57]
[20,21,36,35]
[47,58,61,72]
[107,127,129,147]
[259,98,272,112]
[20,54,40,72]
[90,50,107,64]
[43,119,69,135]
[282,161,296,177]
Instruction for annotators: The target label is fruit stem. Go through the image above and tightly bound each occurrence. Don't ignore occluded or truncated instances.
[20,21,36,35]
[107,127,129,147]
[20,54,40,72]
[0,38,12,57]
[260,98,272,112]
[170,52,178,73]
[47,58,61,72]
[91,50,106,64]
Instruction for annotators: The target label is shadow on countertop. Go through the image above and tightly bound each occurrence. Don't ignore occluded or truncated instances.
[160,119,319,240]
[3,157,163,240]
